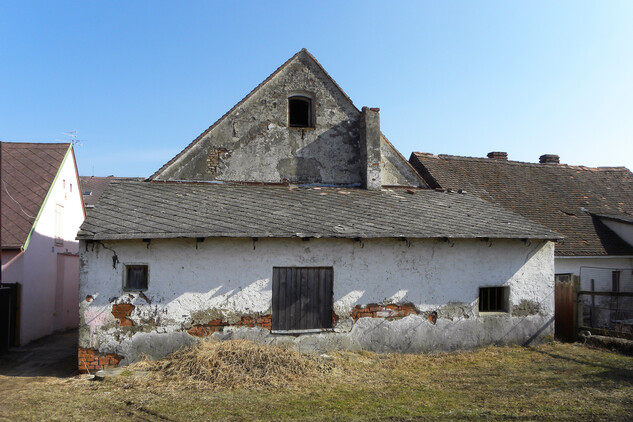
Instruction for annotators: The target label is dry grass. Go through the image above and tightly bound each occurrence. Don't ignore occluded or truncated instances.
[1,341,632,421]
[129,339,332,389]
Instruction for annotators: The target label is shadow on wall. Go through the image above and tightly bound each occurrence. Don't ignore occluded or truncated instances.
[1,231,79,346]
[80,239,553,351]
[282,121,361,184]
[591,214,633,255]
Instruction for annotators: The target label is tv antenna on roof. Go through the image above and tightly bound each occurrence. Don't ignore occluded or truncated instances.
[60,130,86,147]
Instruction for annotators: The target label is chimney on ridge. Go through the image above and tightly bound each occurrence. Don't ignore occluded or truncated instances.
[539,154,560,164]
[487,151,508,160]
[360,107,382,190]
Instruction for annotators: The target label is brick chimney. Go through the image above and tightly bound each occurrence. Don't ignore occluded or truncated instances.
[539,154,560,164]
[487,151,508,160]
[360,107,381,190]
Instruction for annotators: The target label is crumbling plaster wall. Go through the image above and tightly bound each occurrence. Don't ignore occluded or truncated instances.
[155,53,362,185]
[380,137,424,187]
[153,52,421,187]
[79,237,554,364]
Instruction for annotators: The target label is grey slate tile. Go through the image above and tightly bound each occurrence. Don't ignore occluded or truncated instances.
[78,181,560,241]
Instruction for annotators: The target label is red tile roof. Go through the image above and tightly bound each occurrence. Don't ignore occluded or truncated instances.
[409,152,633,257]
[1,142,70,249]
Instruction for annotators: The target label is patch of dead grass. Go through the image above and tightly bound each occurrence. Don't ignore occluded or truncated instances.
[127,339,333,390]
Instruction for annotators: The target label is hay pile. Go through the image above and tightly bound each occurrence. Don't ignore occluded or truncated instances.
[134,339,330,389]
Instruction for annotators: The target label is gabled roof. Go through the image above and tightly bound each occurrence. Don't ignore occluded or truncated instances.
[409,152,633,257]
[79,176,144,208]
[77,180,559,241]
[1,142,71,249]
[149,49,358,181]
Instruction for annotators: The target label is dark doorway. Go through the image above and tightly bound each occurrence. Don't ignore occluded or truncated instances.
[0,283,19,351]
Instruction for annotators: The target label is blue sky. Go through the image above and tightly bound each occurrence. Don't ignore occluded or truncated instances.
[1,1,632,177]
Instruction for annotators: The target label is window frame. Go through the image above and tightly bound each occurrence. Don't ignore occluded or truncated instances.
[123,263,149,292]
[478,286,510,314]
[287,95,314,128]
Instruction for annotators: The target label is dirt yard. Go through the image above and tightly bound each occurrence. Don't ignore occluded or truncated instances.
[0,338,631,421]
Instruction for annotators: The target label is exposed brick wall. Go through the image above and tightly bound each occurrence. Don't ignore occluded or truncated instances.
[350,303,418,321]
[234,315,273,330]
[78,347,123,374]
[187,319,228,337]
[187,307,416,336]
[111,303,135,326]
[187,315,272,337]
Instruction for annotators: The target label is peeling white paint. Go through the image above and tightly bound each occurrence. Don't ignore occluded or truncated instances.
[79,237,555,363]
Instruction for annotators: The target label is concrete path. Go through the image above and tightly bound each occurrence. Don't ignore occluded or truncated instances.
[0,329,77,377]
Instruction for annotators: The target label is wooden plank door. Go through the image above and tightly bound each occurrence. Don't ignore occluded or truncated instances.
[272,267,333,332]
[555,279,577,342]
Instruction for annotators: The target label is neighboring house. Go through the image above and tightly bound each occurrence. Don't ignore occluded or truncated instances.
[409,151,633,318]
[1,142,85,347]
[79,176,144,209]
[77,49,559,371]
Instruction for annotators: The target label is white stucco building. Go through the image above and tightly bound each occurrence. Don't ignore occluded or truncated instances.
[1,142,85,348]
[77,50,559,371]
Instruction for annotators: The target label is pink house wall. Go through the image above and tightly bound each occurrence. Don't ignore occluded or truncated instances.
[1,148,85,345]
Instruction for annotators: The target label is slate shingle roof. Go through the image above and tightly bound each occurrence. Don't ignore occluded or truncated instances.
[409,152,633,257]
[1,142,70,249]
[79,176,144,208]
[77,181,559,241]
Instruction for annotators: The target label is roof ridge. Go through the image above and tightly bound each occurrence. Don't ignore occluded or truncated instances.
[413,152,632,172]
[1,142,71,148]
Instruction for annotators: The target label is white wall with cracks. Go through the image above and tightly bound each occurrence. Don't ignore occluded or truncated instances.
[79,237,555,364]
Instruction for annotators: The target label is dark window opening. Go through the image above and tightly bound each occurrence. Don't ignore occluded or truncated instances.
[272,267,333,331]
[288,96,312,127]
[125,265,148,291]
[555,273,572,283]
[479,286,509,313]
[612,271,620,292]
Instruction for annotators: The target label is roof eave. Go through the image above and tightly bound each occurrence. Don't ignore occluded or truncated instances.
[77,233,559,242]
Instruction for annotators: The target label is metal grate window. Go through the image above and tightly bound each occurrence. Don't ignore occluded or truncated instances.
[479,286,509,313]
[272,267,333,332]
[125,265,148,291]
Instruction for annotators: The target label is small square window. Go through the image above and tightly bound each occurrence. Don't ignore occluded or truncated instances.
[479,286,509,313]
[125,265,148,291]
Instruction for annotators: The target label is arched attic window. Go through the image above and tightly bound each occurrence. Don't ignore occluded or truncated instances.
[288,95,313,128]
